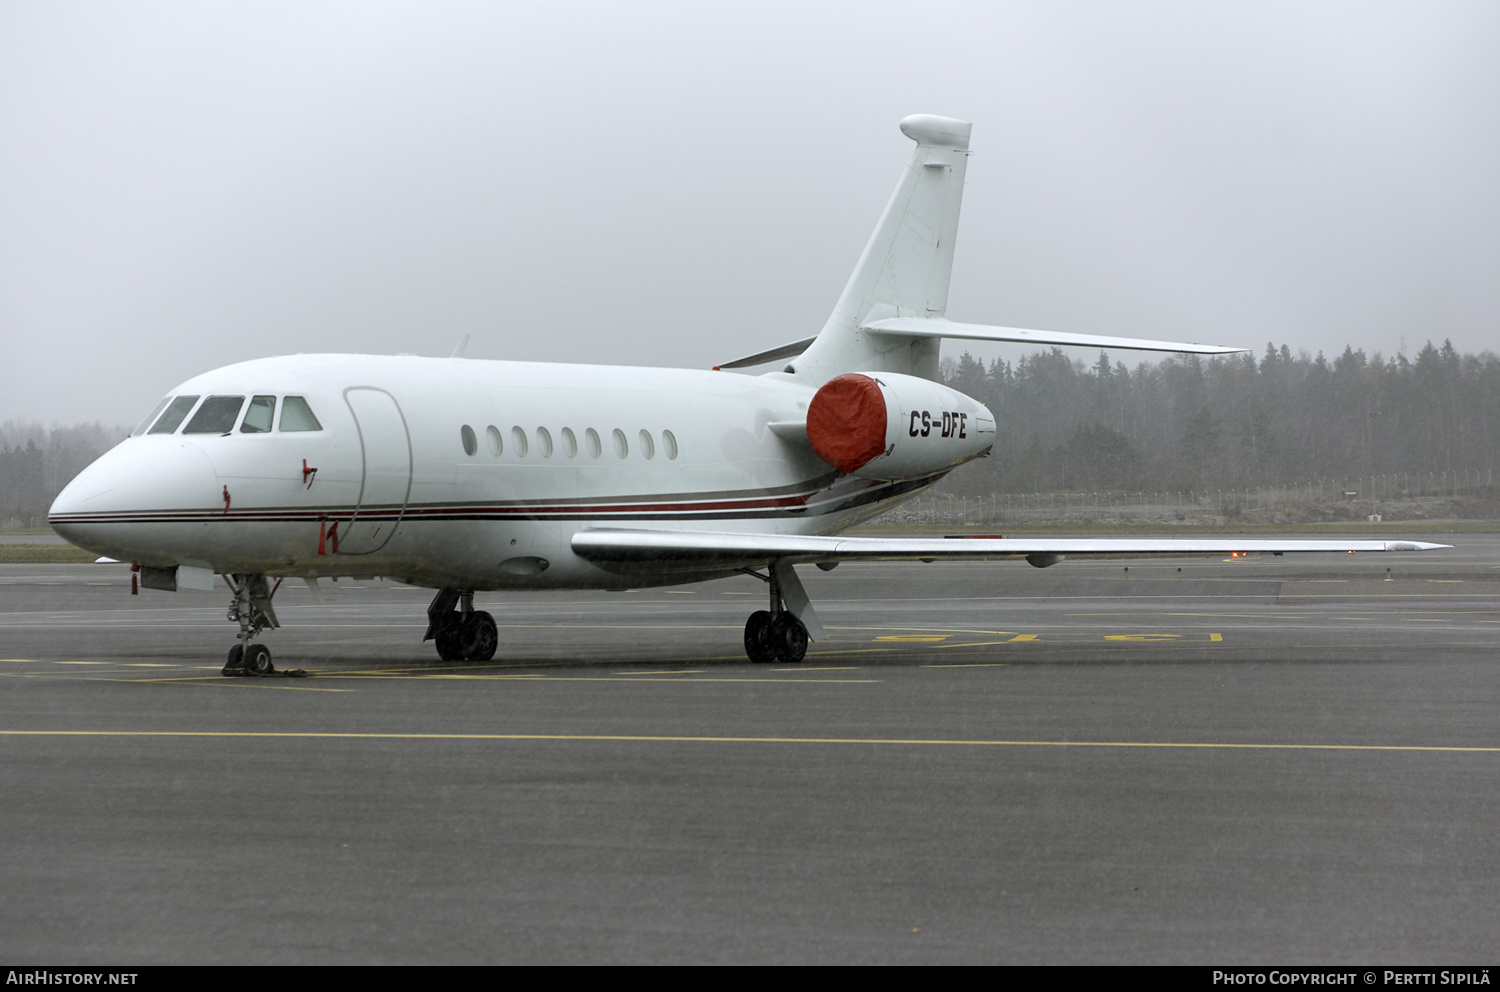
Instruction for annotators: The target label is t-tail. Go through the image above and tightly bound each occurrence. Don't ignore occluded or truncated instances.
[718,114,1250,385]
[789,115,973,383]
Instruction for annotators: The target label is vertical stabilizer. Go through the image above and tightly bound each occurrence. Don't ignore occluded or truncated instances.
[790,114,972,384]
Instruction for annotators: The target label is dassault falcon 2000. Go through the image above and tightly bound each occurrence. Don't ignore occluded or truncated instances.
[49,115,1446,674]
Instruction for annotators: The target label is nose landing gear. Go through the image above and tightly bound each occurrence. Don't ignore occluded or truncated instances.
[221,574,281,676]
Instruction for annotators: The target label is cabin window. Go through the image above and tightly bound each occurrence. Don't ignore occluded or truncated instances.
[662,430,679,460]
[240,396,276,433]
[638,429,655,460]
[279,396,323,432]
[585,428,601,459]
[486,425,503,456]
[183,396,245,434]
[147,395,200,435]
[612,428,628,458]
[511,426,529,457]
[460,425,478,456]
[536,427,553,458]
[133,397,171,436]
[560,427,578,458]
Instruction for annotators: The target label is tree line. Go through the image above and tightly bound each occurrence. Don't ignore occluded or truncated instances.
[938,340,1500,497]
[0,421,128,528]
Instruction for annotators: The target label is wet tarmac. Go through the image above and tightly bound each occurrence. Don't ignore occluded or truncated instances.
[2,535,1497,963]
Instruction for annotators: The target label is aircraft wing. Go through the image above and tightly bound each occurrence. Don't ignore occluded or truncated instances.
[571,528,1449,576]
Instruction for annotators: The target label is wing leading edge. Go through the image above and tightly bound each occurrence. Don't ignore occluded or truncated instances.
[572,528,1450,575]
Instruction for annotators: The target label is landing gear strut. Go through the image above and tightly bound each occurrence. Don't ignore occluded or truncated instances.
[741,561,818,664]
[425,588,498,662]
[221,574,281,675]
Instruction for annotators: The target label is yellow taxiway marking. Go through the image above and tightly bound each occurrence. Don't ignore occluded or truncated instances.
[922,662,1010,668]
[875,635,950,642]
[611,669,703,675]
[933,636,1036,648]
[1,730,1494,753]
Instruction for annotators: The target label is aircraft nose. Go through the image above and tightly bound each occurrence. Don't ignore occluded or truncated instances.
[49,439,220,560]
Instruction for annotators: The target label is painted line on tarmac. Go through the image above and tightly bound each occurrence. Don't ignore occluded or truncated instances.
[0,730,1495,753]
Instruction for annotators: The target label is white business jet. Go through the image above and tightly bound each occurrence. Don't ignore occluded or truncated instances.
[48,115,1446,674]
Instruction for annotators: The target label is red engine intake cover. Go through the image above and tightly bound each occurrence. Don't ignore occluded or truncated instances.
[807,373,888,473]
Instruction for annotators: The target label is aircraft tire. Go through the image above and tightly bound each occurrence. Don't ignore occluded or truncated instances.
[222,644,244,676]
[770,615,808,664]
[244,643,275,675]
[744,611,776,663]
[435,616,464,661]
[467,612,498,662]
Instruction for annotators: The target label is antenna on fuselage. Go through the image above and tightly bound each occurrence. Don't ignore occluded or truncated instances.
[449,334,471,359]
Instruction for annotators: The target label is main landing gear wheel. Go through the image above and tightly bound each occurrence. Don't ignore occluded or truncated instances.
[435,615,464,661]
[744,611,807,663]
[770,614,808,664]
[465,611,498,662]
[744,611,775,663]
[435,611,498,662]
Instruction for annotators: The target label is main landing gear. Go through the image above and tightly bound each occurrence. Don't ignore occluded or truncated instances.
[424,588,498,662]
[740,561,823,664]
[221,574,281,676]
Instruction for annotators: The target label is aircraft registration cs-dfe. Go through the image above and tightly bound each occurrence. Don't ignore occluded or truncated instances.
[48,115,1447,674]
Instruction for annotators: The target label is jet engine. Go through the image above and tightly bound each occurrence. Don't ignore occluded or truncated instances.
[806,372,995,480]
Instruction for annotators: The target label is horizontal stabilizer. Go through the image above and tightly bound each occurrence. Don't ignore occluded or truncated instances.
[861,317,1248,356]
[573,528,1448,575]
[718,336,818,370]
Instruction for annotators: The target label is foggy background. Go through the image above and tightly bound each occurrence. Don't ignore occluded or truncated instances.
[3,1,1498,427]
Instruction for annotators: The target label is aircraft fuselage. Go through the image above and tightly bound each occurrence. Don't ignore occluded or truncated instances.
[49,354,961,591]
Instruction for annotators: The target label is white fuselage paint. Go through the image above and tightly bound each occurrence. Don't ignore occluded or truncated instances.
[49,354,952,591]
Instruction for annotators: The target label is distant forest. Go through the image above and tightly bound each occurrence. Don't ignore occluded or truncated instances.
[937,339,1500,498]
[1,421,127,528]
[3,340,1498,528]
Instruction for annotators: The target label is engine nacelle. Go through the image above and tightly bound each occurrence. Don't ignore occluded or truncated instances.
[806,372,995,480]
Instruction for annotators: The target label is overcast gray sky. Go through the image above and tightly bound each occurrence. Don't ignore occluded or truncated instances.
[3,1,1497,426]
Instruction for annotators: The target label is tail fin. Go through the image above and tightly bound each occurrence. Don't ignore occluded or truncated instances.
[789,114,972,384]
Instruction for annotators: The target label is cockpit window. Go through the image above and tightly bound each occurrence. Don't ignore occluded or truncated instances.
[240,395,276,433]
[279,396,322,432]
[147,395,200,435]
[183,396,245,434]
[133,397,171,436]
